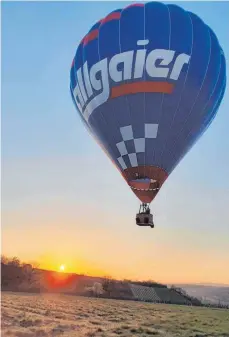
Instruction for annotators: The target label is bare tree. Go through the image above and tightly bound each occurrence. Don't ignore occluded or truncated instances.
[8,257,21,267]
[1,255,9,264]
[102,276,115,297]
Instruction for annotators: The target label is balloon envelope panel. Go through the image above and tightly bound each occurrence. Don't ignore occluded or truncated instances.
[70,2,226,203]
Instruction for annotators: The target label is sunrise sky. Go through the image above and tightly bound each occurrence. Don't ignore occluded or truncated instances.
[2,1,229,285]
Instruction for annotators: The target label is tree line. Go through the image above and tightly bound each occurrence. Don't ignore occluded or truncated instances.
[1,255,40,291]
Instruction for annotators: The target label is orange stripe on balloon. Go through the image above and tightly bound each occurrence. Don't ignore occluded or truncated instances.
[111,81,174,98]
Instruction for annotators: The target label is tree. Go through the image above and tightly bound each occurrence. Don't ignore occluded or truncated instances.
[1,255,9,264]
[102,276,115,297]
[8,257,21,267]
[93,282,104,297]
[21,264,33,282]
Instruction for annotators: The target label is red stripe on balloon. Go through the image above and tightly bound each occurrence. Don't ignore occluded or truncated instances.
[111,82,174,98]
[101,12,121,24]
[82,12,121,45]
[83,29,99,45]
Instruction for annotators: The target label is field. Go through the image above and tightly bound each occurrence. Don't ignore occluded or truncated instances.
[1,292,229,337]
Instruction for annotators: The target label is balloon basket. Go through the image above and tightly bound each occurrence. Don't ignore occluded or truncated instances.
[136,203,154,228]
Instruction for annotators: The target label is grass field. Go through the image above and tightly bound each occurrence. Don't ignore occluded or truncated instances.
[1,292,229,337]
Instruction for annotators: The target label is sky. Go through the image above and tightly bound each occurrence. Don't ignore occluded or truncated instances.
[1,1,229,285]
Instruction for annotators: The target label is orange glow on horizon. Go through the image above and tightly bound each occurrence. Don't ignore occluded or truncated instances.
[2,219,229,285]
[37,255,108,279]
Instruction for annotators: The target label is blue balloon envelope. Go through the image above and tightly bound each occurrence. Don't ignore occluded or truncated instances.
[70,2,226,204]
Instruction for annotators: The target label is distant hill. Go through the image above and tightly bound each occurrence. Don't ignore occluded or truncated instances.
[171,284,229,305]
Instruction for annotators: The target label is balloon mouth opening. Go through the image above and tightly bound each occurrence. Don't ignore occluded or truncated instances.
[130,186,160,192]
[128,177,160,192]
[122,165,168,203]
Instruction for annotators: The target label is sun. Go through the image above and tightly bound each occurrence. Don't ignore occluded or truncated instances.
[59,264,65,272]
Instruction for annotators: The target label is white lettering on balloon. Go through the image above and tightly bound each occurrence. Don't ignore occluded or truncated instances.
[73,40,190,121]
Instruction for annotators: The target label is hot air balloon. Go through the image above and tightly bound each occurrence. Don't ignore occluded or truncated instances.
[70,2,226,228]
